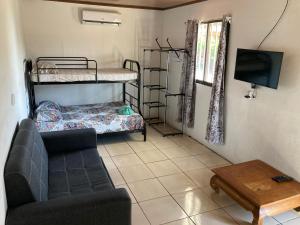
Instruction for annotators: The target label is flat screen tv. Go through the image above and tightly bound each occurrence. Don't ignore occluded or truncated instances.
[234,48,284,89]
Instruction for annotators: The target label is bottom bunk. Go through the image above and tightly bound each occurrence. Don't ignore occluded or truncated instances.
[34,101,146,141]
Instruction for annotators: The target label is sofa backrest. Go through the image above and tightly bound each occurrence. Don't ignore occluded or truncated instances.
[4,119,48,208]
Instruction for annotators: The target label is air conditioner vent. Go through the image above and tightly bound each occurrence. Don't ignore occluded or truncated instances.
[81,10,121,25]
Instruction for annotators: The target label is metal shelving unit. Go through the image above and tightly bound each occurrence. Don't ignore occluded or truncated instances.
[142,38,188,137]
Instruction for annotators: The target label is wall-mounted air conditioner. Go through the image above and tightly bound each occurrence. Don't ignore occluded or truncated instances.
[81,10,122,25]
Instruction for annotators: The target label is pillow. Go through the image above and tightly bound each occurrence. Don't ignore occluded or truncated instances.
[118,105,134,115]
[34,62,58,74]
[36,101,61,112]
[36,110,63,122]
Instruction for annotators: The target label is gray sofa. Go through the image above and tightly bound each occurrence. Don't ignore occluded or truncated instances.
[4,119,131,225]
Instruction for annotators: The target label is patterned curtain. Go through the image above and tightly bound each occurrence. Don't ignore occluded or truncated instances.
[205,16,231,145]
[178,20,199,128]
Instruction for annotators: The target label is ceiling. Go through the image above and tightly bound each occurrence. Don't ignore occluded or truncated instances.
[46,0,207,10]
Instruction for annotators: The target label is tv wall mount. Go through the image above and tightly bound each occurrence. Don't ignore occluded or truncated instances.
[245,84,257,99]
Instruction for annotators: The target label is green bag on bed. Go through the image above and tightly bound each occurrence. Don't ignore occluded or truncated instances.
[118,105,134,115]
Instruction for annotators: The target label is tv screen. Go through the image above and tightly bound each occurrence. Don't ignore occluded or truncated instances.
[234,48,284,89]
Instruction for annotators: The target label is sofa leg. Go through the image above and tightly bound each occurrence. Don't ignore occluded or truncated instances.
[143,126,147,142]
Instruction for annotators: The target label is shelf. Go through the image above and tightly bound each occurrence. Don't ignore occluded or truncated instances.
[144,67,167,72]
[144,101,166,109]
[144,48,187,53]
[148,119,164,125]
[144,48,163,52]
[144,117,159,122]
[144,84,166,91]
[151,123,183,137]
[161,48,188,53]
[142,41,185,138]
[165,92,185,97]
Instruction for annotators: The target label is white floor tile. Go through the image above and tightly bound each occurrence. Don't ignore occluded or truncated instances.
[282,217,300,225]
[98,128,240,225]
[196,152,229,167]
[159,146,191,159]
[132,203,151,225]
[140,196,187,225]
[185,168,215,187]
[97,144,109,157]
[191,209,238,225]
[101,156,117,171]
[112,154,143,167]
[163,218,195,225]
[172,189,220,216]
[273,210,299,224]
[119,164,155,183]
[224,205,279,225]
[128,178,169,202]
[147,160,181,177]
[201,186,236,208]
[172,156,206,171]
[159,173,196,194]
[108,168,126,186]
[105,142,134,156]
[137,150,168,163]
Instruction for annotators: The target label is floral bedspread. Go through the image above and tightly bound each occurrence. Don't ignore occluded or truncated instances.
[35,102,144,134]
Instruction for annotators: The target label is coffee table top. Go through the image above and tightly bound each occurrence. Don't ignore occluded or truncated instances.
[212,160,300,206]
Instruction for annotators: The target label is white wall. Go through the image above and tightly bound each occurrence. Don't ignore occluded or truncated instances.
[0,0,28,223]
[162,0,300,179]
[21,0,162,105]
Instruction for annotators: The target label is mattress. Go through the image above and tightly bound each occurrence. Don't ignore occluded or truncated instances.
[31,68,138,82]
[35,102,144,134]
[98,68,138,81]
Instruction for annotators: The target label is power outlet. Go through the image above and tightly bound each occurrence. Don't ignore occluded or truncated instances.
[11,94,15,106]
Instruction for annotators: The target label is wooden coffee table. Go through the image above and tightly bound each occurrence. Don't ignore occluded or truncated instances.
[210,160,300,225]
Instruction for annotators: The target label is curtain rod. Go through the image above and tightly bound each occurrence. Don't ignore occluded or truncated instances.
[184,18,221,25]
[184,16,231,25]
[203,18,223,24]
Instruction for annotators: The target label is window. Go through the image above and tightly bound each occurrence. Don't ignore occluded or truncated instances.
[195,21,222,86]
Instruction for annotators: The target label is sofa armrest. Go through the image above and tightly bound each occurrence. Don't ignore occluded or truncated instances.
[6,188,131,225]
[41,128,97,154]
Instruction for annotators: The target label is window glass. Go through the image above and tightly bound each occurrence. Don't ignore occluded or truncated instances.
[195,21,222,85]
[195,23,208,81]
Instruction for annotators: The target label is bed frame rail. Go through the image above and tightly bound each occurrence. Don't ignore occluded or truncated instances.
[123,59,141,115]
[36,57,98,83]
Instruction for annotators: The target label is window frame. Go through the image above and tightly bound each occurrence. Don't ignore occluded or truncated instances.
[195,19,223,87]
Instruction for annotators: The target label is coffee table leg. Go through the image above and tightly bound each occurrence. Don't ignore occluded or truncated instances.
[252,217,263,225]
[252,211,264,225]
[210,175,220,193]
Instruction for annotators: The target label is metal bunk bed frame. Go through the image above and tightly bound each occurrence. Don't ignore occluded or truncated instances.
[25,57,146,141]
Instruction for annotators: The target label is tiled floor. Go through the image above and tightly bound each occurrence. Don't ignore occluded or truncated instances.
[97,126,300,225]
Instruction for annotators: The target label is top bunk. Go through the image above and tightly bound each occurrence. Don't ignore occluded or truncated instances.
[29,57,141,84]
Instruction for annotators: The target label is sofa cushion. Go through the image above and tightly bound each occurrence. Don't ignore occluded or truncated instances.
[4,119,48,208]
[48,148,114,199]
